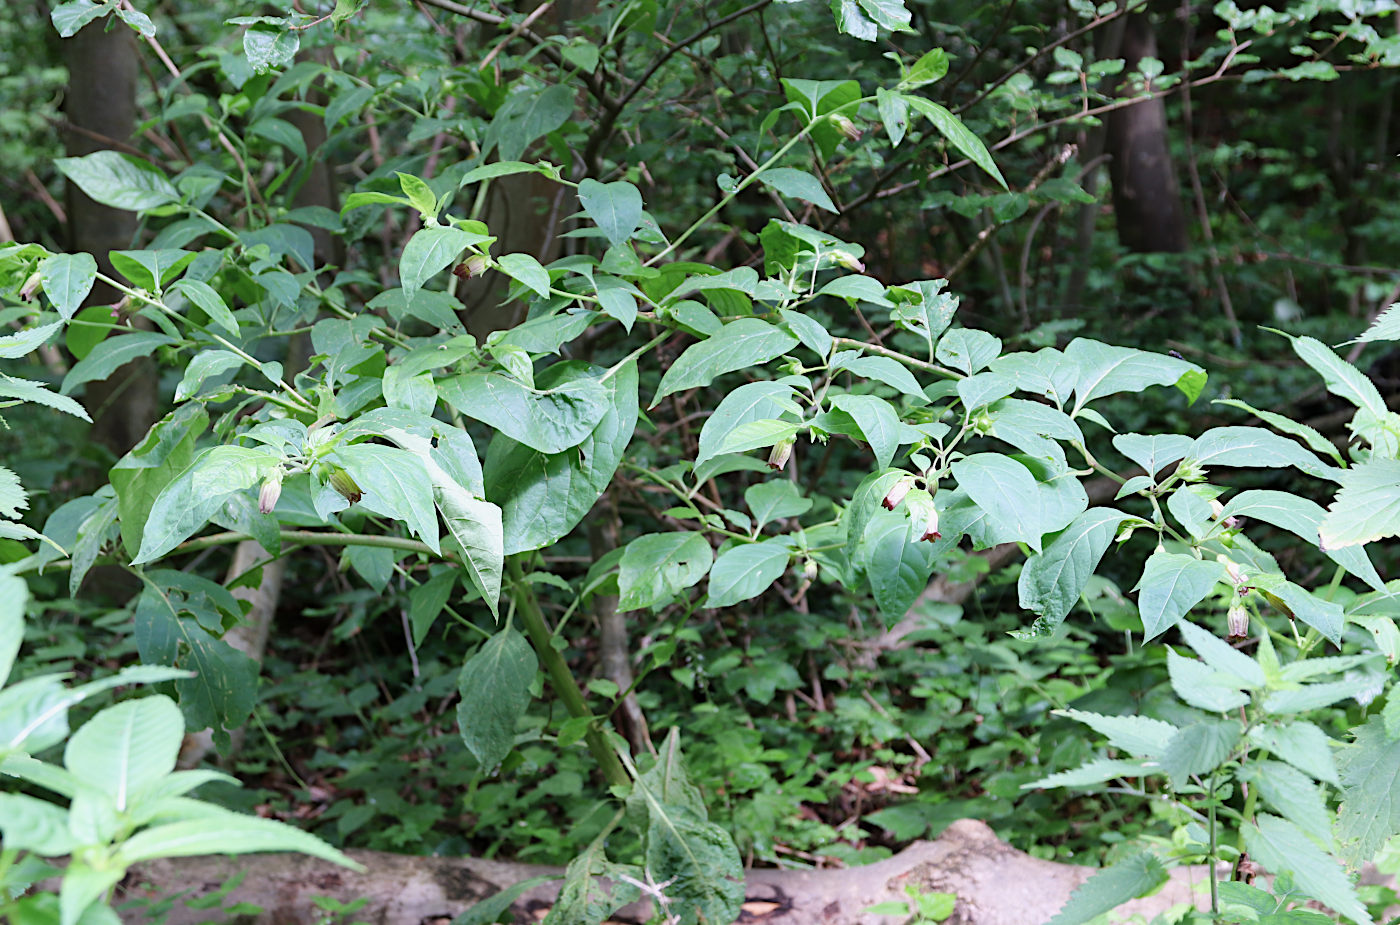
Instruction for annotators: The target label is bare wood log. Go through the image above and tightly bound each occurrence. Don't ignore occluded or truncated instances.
[94,819,1270,925]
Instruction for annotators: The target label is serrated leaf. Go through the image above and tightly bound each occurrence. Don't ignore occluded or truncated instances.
[1057,709,1178,758]
[1320,459,1400,551]
[1336,715,1400,865]
[1243,814,1371,925]
[1162,719,1240,788]
[1249,722,1339,785]
[1045,853,1169,925]
[1024,758,1155,790]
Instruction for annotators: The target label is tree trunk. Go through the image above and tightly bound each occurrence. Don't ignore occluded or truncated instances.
[1105,12,1188,254]
[62,21,158,457]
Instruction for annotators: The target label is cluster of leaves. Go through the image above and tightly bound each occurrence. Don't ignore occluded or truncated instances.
[4,0,1400,924]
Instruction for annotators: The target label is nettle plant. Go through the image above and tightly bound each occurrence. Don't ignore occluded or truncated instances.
[4,3,1400,925]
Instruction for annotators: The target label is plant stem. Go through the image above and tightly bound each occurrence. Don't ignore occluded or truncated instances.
[506,557,631,789]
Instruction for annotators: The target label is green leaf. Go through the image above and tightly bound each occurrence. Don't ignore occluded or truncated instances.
[903,95,1006,188]
[1176,620,1266,687]
[1250,573,1344,645]
[830,394,902,469]
[0,322,63,361]
[1241,760,1333,847]
[441,367,610,454]
[170,279,238,336]
[1250,722,1340,785]
[134,446,281,563]
[1161,719,1240,788]
[457,627,536,768]
[1220,489,1382,590]
[109,249,195,291]
[51,0,111,37]
[329,443,440,552]
[39,253,97,320]
[1185,426,1333,480]
[61,332,176,396]
[654,319,798,406]
[110,404,208,558]
[409,571,456,648]
[899,48,949,90]
[0,573,24,686]
[485,82,575,162]
[875,87,909,146]
[618,532,712,612]
[1336,714,1400,865]
[400,225,492,305]
[860,507,940,621]
[1018,508,1132,635]
[64,696,182,809]
[118,813,360,868]
[745,480,812,530]
[1285,332,1387,420]
[1242,814,1371,925]
[828,0,878,40]
[695,380,801,467]
[55,151,178,212]
[706,541,790,608]
[1057,708,1178,759]
[1349,302,1400,345]
[1320,459,1400,551]
[759,167,837,213]
[497,252,552,299]
[484,361,637,555]
[174,350,243,401]
[577,178,644,247]
[625,730,745,925]
[594,275,638,331]
[459,160,549,185]
[1111,433,1194,476]
[1045,853,1169,925]
[1064,338,1200,415]
[950,453,1046,552]
[1025,758,1155,790]
[397,172,439,219]
[243,24,299,74]
[1214,398,1344,466]
[1134,551,1227,640]
[0,793,74,855]
[248,116,307,160]
[437,487,503,618]
[842,356,927,400]
[935,327,1001,374]
[133,572,260,745]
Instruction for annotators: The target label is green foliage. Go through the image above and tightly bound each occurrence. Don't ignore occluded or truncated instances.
[3,0,1400,922]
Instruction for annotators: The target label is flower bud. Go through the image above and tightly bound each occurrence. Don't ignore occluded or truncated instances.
[452,254,490,278]
[1175,460,1206,483]
[1227,601,1249,639]
[328,468,362,504]
[802,558,819,582]
[882,475,914,510]
[831,250,865,273]
[919,505,941,542]
[258,470,283,515]
[1209,499,1240,528]
[18,272,41,302]
[767,437,795,471]
[829,113,862,141]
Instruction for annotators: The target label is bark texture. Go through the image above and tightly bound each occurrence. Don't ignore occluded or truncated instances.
[1106,12,1189,254]
[101,820,1260,925]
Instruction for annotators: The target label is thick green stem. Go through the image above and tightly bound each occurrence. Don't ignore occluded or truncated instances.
[506,557,630,789]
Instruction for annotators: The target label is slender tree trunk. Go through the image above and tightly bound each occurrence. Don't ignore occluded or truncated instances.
[1105,12,1188,254]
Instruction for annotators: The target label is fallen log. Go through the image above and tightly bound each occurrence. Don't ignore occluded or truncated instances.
[92,819,1264,925]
